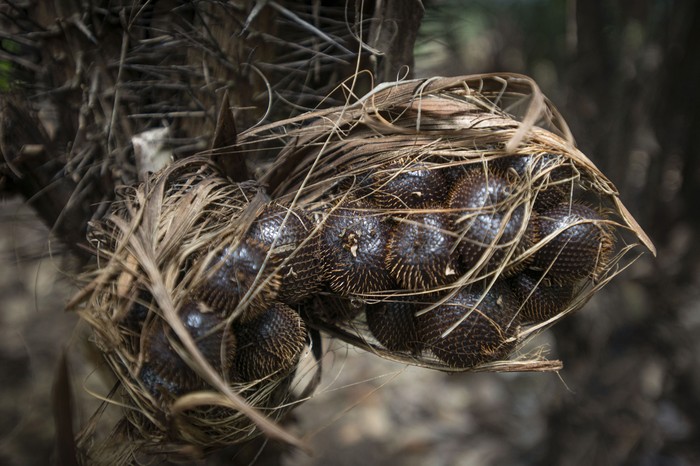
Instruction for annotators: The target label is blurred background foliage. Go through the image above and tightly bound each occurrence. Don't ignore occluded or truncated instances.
[1,0,698,465]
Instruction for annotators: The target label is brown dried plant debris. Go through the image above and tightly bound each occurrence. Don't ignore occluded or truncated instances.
[68,73,654,464]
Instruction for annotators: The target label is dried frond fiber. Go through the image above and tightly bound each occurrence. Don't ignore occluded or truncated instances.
[236,73,654,372]
[72,157,317,462]
[71,73,654,462]
[0,0,380,252]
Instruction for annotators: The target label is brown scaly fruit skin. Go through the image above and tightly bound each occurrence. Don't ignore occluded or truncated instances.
[138,300,236,399]
[385,211,459,290]
[192,239,273,313]
[247,204,322,303]
[366,298,425,354]
[234,302,306,382]
[492,153,576,210]
[193,204,317,311]
[302,292,366,325]
[448,167,535,276]
[319,204,395,295]
[532,202,614,284]
[509,271,576,323]
[418,282,519,368]
[121,290,154,334]
[371,163,449,209]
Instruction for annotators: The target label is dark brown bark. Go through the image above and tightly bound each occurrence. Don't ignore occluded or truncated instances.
[369,0,425,81]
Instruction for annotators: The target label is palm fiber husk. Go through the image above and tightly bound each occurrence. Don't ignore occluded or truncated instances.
[235,72,655,372]
[70,72,655,462]
[70,157,318,463]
